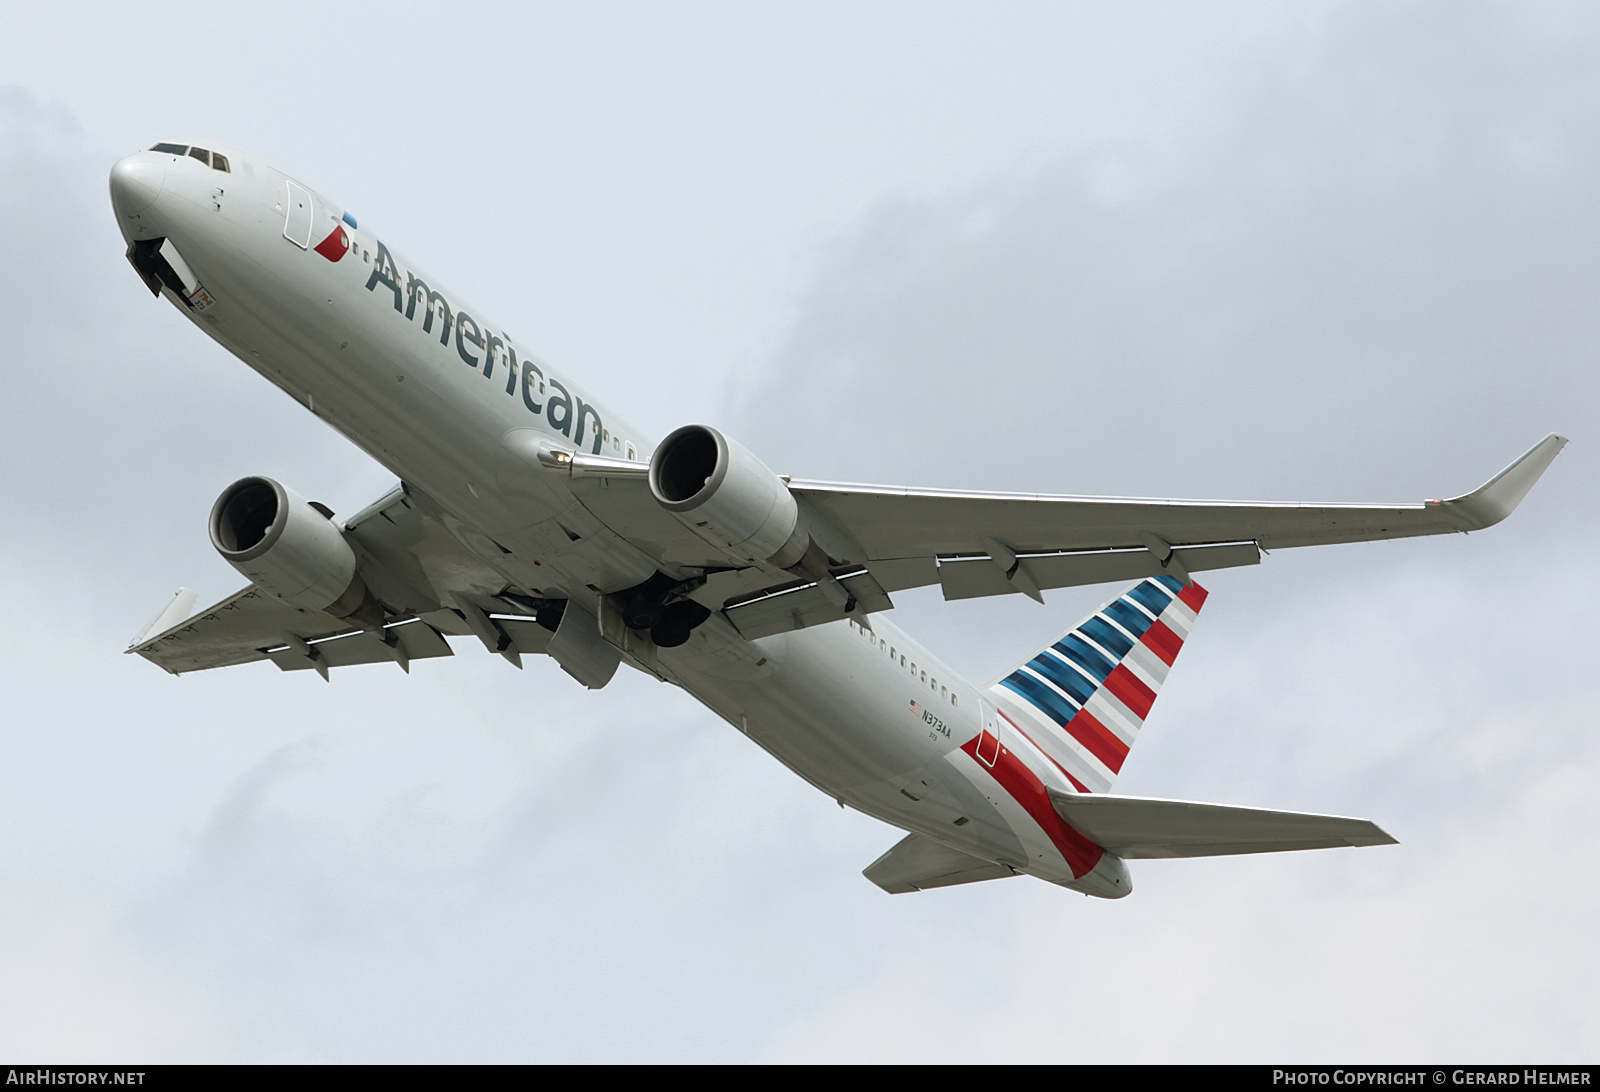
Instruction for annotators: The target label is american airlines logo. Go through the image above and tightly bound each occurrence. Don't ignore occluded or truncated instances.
[361,241,608,454]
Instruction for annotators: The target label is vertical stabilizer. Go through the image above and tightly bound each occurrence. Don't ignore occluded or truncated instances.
[986,575,1206,794]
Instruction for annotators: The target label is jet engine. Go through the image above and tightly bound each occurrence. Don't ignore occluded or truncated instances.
[648,425,810,568]
[209,476,377,623]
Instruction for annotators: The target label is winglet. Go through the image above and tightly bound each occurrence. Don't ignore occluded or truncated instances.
[128,587,199,649]
[1433,433,1568,531]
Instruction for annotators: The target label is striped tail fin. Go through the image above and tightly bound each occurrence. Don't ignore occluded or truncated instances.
[985,575,1207,794]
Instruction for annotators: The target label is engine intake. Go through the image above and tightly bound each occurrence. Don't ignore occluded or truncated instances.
[209,476,375,622]
[649,425,809,568]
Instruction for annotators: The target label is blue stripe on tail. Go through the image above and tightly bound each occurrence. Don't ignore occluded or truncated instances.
[1026,652,1097,704]
[1001,671,1080,727]
[1079,616,1134,658]
[1104,598,1156,639]
[1054,634,1116,682]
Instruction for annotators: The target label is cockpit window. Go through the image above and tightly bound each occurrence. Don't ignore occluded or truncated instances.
[188,147,211,167]
[211,153,230,173]
[150,143,187,155]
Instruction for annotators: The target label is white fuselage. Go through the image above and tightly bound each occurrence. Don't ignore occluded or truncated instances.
[110,143,1125,896]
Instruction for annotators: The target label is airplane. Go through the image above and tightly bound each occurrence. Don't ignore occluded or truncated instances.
[108,140,1567,899]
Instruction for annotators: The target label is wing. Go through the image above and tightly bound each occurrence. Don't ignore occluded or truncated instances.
[129,484,553,677]
[793,432,1568,595]
[561,433,1566,636]
[136,434,1566,668]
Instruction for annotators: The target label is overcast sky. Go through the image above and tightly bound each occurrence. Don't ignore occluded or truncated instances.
[1,1,1596,1062]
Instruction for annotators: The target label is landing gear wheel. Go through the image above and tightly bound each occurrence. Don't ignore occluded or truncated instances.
[650,599,711,648]
[623,600,663,630]
[651,617,692,647]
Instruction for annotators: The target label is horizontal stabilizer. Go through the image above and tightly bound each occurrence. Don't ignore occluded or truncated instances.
[1047,789,1397,858]
[863,833,1019,894]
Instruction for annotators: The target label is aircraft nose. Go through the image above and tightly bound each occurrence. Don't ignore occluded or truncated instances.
[109,153,167,219]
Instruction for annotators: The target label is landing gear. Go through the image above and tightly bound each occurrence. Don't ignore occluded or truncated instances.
[496,592,567,633]
[649,599,711,648]
[613,572,711,647]
[619,571,679,630]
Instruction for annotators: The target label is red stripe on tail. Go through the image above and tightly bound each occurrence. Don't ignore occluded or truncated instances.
[1063,708,1129,773]
[961,736,1104,878]
[1140,620,1183,666]
[997,709,1092,792]
[1104,665,1157,720]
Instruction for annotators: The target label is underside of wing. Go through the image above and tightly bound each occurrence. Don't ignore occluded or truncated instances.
[863,833,1019,893]
[794,433,1567,599]
[130,483,559,677]
[131,585,353,674]
[794,433,1565,555]
[130,584,560,677]
[523,432,1565,642]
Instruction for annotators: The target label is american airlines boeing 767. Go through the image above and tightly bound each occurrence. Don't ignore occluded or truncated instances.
[110,142,1566,898]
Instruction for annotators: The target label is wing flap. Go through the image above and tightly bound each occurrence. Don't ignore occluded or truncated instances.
[1047,790,1397,859]
[724,569,894,640]
[266,617,454,672]
[863,833,1019,894]
[935,540,1259,601]
[496,617,557,655]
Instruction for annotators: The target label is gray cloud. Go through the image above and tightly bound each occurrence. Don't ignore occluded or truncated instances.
[737,3,1596,512]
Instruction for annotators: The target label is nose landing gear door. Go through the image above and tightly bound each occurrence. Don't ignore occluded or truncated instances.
[283,180,313,249]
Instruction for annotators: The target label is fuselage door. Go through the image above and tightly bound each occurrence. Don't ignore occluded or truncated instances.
[976,698,1001,767]
[283,180,313,249]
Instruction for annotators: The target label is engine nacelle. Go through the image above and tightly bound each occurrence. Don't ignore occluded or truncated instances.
[649,425,809,567]
[209,476,370,618]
